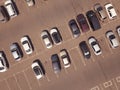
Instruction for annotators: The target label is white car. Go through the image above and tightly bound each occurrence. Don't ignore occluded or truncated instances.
[4,0,18,18]
[41,30,53,49]
[105,3,117,19]
[116,26,120,36]
[50,28,62,45]
[25,0,34,7]
[20,36,33,54]
[10,43,22,61]
[31,61,44,79]
[88,37,102,55]
[106,31,119,48]
[0,51,8,72]
[60,49,71,68]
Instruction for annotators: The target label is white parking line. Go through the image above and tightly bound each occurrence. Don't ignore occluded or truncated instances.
[112,79,119,90]
[45,74,50,82]
[23,71,32,90]
[13,74,22,90]
[4,79,11,90]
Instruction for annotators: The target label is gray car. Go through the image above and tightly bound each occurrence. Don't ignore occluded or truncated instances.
[51,54,61,74]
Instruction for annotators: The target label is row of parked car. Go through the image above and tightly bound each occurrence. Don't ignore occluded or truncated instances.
[68,3,117,38]
[0,0,35,23]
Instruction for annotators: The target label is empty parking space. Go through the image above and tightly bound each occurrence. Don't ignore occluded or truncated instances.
[0,80,10,90]
[15,72,31,90]
[24,67,40,90]
[6,75,20,90]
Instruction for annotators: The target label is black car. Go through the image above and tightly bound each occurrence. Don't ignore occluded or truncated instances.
[86,10,101,31]
[79,41,91,59]
[50,28,62,45]
[69,19,81,38]
[51,54,61,74]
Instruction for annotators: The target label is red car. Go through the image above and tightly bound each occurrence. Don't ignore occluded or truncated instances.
[76,14,89,32]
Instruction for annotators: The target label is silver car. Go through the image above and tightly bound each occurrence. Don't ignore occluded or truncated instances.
[10,43,22,61]
[94,3,107,21]
[25,0,34,7]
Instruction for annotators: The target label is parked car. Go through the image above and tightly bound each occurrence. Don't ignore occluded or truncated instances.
[25,0,34,6]
[59,49,71,68]
[69,19,80,38]
[4,0,18,18]
[76,14,89,32]
[79,41,91,59]
[86,10,101,31]
[51,54,61,74]
[0,6,8,22]
[105,3,117,19]
[106,31,119,48]
[31,60,44,79]
[41,30,53,49]
[50,28,62,45]
[20,36,33,54]
[88,37,102,55]
[10,43,22,61]
[116,26,120,36]
[0,51,8,72]
[94,3,107,21]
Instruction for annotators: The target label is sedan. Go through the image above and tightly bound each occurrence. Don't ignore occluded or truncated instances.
[60,49,71,68]
[105,3,117,19]
[10,43,23,61]
[94,3,107,21]
[106,31,119,48]
[51,54,61,74]
[4,0,18,18]
[20,36,33,54]
[41,30,53,49]
[79,41,91,59]
[76,14,89,32]
[50,28,62,45]
[31,60,44,79]
[0,51,8,72]
[88,37,102,55]
[69,19,80,38]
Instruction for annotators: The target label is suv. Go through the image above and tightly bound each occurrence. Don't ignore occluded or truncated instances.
[106,31,119,48]
[86,10,101,31]
[79,41,91,59]
[4,0,18,18]
[51,54,61,74]
[105,3,117,19]
[76,14,89,32]
[10,43,22,61]
[94,3,107,21]
[69,19,80,38]
[0,6,8,22]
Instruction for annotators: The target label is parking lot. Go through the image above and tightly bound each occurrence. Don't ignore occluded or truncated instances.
[0,0,120,90]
